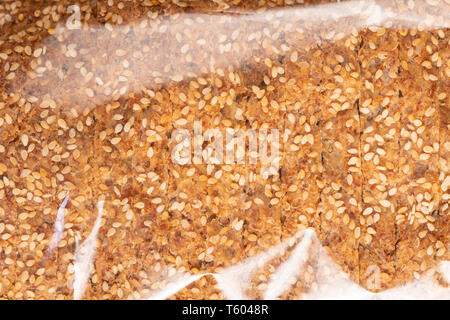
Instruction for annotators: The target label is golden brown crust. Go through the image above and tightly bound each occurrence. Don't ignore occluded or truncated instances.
[358,27,400,291]
[395,29,442,285]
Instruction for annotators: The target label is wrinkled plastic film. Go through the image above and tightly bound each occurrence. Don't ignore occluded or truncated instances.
[0,0,448,299]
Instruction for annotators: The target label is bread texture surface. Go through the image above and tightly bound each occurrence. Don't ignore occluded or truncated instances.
[0,0,448,299]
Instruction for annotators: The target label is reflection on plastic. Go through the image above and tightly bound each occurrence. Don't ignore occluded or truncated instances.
[73,201,104,300]
[139,228,449,300]
[10,0,450,110]
[46,192,70,257]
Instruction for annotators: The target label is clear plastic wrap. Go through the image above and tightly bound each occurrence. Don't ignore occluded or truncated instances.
[0,0,448,300]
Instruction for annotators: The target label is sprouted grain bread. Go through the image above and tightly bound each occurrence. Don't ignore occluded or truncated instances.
[0,0,448,299]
